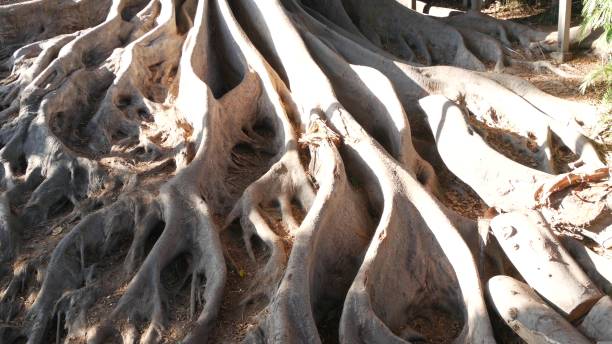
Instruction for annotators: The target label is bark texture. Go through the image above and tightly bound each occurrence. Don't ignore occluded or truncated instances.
[0,0,610,343]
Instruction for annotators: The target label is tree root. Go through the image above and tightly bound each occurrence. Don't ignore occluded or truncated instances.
[0,0,610,343]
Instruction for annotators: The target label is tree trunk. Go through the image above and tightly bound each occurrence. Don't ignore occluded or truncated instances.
[0,0,609,343]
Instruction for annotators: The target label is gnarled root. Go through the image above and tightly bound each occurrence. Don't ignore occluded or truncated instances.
[0,0,610,343]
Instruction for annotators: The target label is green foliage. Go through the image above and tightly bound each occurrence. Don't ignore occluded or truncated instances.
[580,0,612,105]
[580,0,612,42]
[580,62,612,102]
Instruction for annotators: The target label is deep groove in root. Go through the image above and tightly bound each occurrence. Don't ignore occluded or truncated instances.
[161,252,193,329]
[47,196,73,219]
[144,220,165,258]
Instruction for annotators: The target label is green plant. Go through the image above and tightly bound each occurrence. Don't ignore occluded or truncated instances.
[580,61,612,103]
[580,0,612,104]
[580,0,612,42]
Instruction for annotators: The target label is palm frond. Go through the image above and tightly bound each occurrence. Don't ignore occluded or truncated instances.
[580,0,612,104]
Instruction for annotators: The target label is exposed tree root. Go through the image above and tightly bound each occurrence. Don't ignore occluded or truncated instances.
[0,0,610,343]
